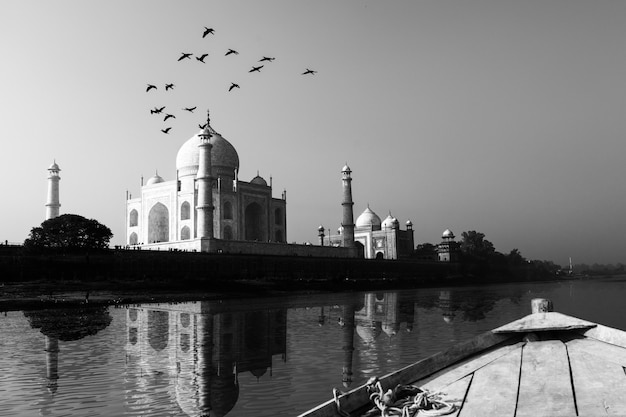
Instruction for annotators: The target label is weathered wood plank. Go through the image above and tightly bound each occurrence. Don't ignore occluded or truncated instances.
[417,342,524,391]
[456,347,522,417]
[567,338,626,367]
[516,340,576,416]
[579,323,626,348]
[296,331,515,417]
[567,342,626,415]
[493,312,596,333]
[415,374,473,417]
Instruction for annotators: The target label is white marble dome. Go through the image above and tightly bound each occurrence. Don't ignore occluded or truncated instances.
[381,214,399,229]
[176,127,240,179]
[356,207,381,229]
[442,229,455,239]
[146,173,165,185]
[250,174,267,186]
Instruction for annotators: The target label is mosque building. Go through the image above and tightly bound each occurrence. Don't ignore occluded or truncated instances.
[321,204,415,260]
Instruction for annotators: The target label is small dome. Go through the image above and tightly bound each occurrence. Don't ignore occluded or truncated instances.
[250,174,267,186]
[318,225,325,231]
[406,220,413,227]
[442,229,455,239]
[356,207,381,230]
[146,173,165,185]
[48,161,60,171]
[341,164,351,173]
[382,214,399,229]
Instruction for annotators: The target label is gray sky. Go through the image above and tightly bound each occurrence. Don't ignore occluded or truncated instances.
[2,0,625,266]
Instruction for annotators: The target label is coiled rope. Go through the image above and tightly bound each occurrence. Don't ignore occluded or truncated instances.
[334,377,455,417]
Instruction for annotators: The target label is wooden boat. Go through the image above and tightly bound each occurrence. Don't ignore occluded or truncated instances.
[298,298,626,416]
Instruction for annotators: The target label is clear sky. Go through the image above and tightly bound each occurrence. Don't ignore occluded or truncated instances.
[2,0,625,267]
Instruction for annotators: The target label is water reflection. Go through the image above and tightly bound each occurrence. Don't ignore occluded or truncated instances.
[23,306,112,394]
[6,279,625,417]
[124,303,287,416]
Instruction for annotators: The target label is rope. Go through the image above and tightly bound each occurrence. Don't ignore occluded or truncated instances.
[358,377,455,417]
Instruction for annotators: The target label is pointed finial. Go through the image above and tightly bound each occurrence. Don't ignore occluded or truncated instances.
[206,108,211,126]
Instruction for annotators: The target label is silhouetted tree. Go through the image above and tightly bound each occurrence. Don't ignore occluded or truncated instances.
[459,230,495,261]
[413,243,437,260]
[24,214,113,250]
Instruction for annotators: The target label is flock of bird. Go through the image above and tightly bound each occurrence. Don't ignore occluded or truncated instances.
[146,26,317,134]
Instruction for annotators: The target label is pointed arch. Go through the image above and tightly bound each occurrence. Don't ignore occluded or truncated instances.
[181,225,190,240]
[129,209,138,227]
[244,202,264,241]
[148,202,169,243]
[180,201,190,220]
[223,201,233,220]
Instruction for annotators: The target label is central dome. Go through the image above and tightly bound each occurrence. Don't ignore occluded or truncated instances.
[176,127,240,179]
[356,206,382,230]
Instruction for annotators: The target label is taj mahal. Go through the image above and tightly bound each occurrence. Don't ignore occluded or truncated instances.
[125,111,290,254]
[46,110,459,260]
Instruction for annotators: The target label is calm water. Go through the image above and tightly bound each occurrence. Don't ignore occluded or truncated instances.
[1,276,626,417]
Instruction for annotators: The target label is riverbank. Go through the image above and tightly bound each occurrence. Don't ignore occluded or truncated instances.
[0,246,559,311]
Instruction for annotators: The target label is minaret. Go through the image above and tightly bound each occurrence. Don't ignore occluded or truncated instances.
[45,161,61,220]
[341,164,355,247]
[196,110,214,239]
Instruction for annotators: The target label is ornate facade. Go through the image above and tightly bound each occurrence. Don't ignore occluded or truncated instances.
[125,115,287,250]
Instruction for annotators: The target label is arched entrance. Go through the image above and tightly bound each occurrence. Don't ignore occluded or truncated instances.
[355,241,365,258]
[244,202,264,241]
[148,202,169,243]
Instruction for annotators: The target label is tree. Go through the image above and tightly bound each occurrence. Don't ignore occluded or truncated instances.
[459,230,495,260]
[24,214,113,250]
[413,243,438,260]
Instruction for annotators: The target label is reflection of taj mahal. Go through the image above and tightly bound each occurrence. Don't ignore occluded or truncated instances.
[125,303,287,417]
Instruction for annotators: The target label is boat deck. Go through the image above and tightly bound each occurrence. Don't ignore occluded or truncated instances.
[299,307,626,417]
[414,336,626,416]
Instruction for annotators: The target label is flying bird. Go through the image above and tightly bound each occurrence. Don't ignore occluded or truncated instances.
[225,49,239,56]
[196,53,208,63]
[259,56,275,62]
[302,68,317,75]
[150,106,165,114]
[164,114,176,121]
[249,65,263,73]
[146,84,157,92]
[229,82,240,91]
[199,122,207,129]
[202,27,215,38]
[183,106,197,113]
[165,83,175,91]
[178,52,193,61]
[161,127,172,134]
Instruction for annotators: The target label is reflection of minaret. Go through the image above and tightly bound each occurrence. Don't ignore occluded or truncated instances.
[197,110,215,239]
[318,306,326,326]
[45,161,61,220]
[197,313,214,415]
[439,290,455,323]
[341,164,355,248]
[341,303,356,388]
[44,336,59,393]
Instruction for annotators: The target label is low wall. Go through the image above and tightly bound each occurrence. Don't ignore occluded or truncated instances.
[0,246,456,283]
[133,238,358,258]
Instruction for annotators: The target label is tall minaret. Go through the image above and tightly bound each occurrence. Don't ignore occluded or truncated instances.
[196,110,214,239]
[45,161,61,220]
[341,164,355,247]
